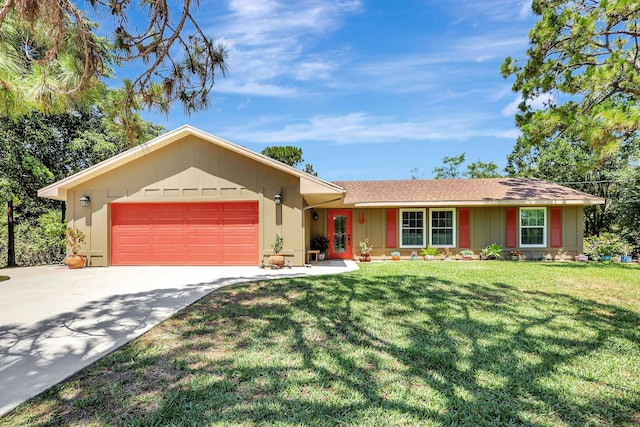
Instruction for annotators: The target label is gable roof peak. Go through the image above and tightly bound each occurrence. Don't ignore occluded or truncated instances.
[38,125,343,200]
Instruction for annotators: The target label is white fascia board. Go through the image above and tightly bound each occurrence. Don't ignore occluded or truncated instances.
[352,198,606,207]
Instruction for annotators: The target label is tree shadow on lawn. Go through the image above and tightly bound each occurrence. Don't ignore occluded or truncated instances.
[6,271,640,426]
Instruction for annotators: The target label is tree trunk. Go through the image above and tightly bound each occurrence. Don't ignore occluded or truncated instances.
[7,199,16,267]
[60,202,66,257]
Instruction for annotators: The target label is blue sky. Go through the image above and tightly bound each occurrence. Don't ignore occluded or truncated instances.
[134,0,539,181]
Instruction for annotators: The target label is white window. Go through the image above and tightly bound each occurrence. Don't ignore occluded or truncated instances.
[430,208,456,247]
[400,209,426,247]
[520,208,546,247]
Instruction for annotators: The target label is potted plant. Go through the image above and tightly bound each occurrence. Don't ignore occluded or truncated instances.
[411,250,418,261]
[65,227,86,269]
[359,238,372,262]
[597,236,618,261]
[421,247,438,260]
[391,251,401,261]
[509,250,522,261]
[620,242,633,263]
[269,234,285,268]
[555,248,567,261]
[311,235,330,261]
[481,243,503,260]
[441,246,452,260]
[459,249,473,260]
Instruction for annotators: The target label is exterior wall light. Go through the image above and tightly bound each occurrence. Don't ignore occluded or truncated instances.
[79,195,90,207]
[274,192,282,205]
[313,211,318,221]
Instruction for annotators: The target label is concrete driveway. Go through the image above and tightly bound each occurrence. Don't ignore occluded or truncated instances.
[0,261,358,416]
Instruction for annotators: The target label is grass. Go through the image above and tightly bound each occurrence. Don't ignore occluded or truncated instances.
[2,261,639,426]
[0,276,8,282]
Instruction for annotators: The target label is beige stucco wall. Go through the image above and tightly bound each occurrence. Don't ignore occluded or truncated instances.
[65,135,306,266]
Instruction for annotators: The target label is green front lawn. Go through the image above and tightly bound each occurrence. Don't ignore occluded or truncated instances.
[3,262,639,426]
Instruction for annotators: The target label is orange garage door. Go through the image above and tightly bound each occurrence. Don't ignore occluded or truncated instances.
[111,202,259,265]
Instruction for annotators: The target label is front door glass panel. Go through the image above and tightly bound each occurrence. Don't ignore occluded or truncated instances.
[333,215,346,253]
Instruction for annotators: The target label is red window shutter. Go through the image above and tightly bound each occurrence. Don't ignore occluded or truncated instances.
[505,207,517,247]
[386,209,397,248]
[550,207,562,248]
[458,208,470,248]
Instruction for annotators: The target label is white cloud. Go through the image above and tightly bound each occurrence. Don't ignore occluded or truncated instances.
[456,35,528,63]
[519,0,533,19]
[202,0,536,101]
[209,0,361,96]
[502,96,521,116]
[226,112,518,144]
[294,60,337,81]
[228,0,279,17]
[502,93,555,116]
[454,0,533,22]
[216,81,298,97]
[498,128,521,139]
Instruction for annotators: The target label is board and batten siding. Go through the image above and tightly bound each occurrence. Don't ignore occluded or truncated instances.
[66,136,305,266]
[342,205,584,260]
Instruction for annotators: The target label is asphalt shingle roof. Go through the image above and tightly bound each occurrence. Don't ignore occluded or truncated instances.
[332,178,604,205]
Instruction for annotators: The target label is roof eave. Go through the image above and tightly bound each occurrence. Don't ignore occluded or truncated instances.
[36,186,65,201]
[350,198,606,207]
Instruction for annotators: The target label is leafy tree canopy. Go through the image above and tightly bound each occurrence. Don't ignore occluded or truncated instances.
[0,0,227,137]
[0,103,163,266]
[501,0,640,155]
[432,154,466,179]
[423,153,502,179]
[261,146,305,167]
[465,160,503,179]
[506,133,640,236]
[0,104,163,218]
[261,145,318,176]
[615,164,640,246]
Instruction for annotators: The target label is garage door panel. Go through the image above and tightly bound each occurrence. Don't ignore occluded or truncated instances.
[111,202,258,266]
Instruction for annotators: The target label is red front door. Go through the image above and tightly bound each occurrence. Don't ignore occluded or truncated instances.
[328,209,352,259]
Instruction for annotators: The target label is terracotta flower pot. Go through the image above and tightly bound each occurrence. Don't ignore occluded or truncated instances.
[269,254,285,268]
[359,253,371,262]
[65,254,86,269]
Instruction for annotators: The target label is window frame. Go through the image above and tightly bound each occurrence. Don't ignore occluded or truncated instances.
[399,208,426,248]
[519,207,547,247]
[429,208,457,248]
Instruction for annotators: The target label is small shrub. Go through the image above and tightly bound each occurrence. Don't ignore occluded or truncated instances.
[481,243,503,260]
[0,209,65,266]
[271,234,284,254]
[584,233,624,260]
[359,238,372,254]
[421,247,438,257]
[311,235,329,252]
[65,227,86,255]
